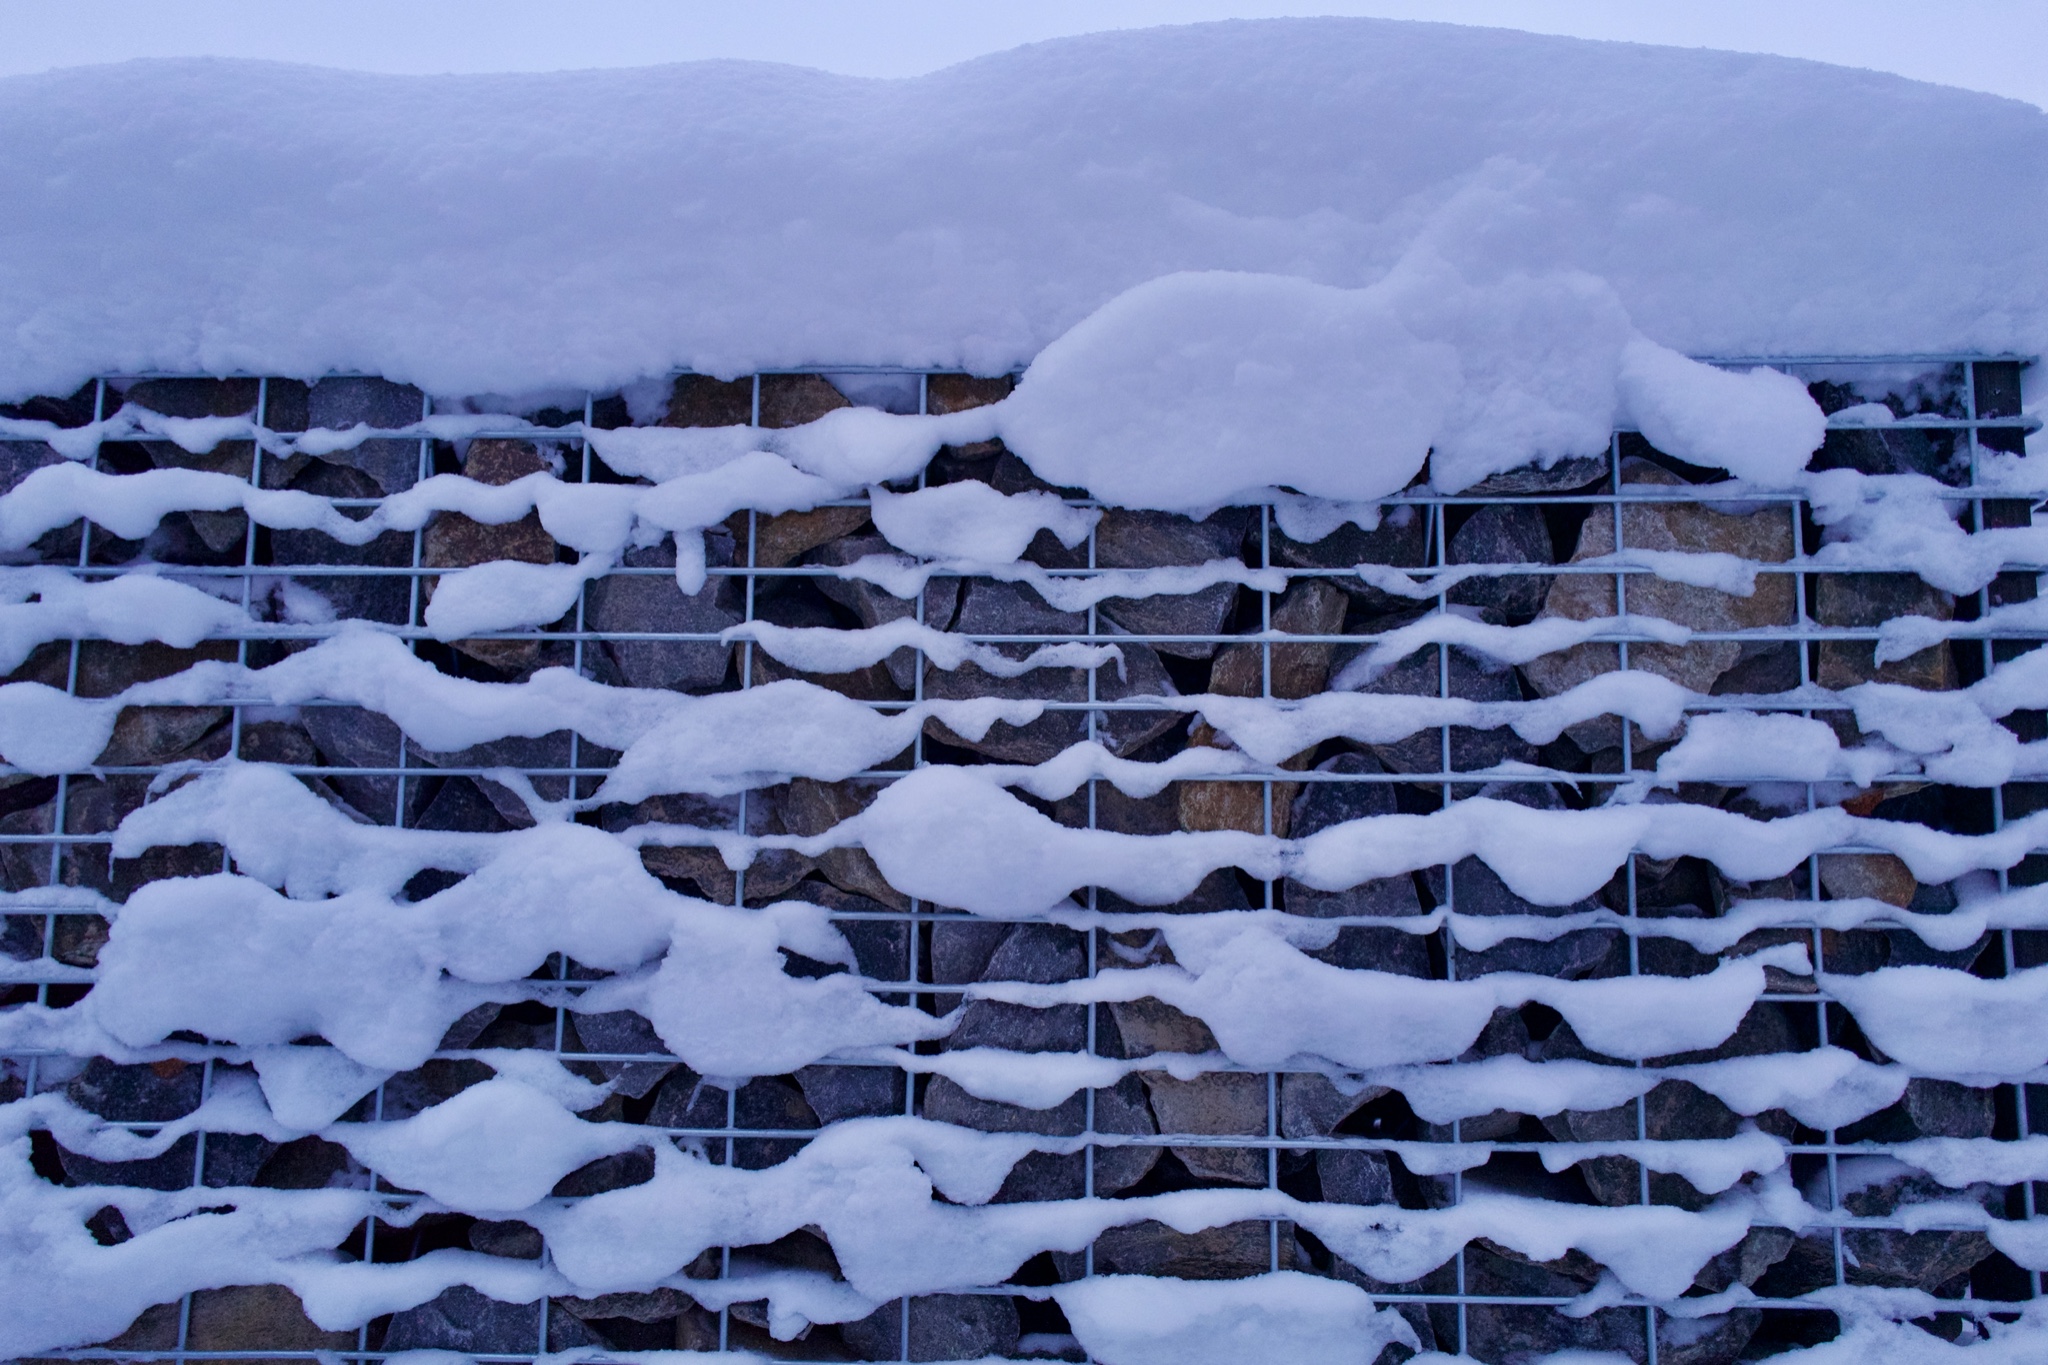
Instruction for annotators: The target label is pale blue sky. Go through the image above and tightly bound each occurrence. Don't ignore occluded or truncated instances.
[1,0,2043,110]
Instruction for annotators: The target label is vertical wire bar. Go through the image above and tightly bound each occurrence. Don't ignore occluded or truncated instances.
[1260,504,1280,1272]
[1432,495,1466,1355]
[1611,433,1658,1365]
[1083,483,1100,1281]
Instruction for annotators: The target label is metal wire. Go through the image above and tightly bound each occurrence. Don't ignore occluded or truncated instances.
[5,356,2043,1362]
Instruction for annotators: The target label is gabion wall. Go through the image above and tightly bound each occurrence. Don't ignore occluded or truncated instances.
[1,358,2043,1363]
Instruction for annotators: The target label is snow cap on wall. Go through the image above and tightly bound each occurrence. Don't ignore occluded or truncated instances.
[0,17,2044,403]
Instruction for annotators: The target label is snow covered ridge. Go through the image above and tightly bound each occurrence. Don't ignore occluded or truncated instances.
[2,18,2048,397]
[0,353,2044,1362]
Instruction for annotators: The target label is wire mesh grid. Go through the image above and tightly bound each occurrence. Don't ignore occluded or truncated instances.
[0,356,2042,1362]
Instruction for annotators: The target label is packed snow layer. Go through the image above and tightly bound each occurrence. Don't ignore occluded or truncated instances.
[1,17,2045,400]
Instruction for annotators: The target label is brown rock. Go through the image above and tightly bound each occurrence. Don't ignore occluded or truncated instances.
[741,504,874,568]
[1817,853,1916,908]
[1141,1072,1269,1185]
[757,373,851,429]
[1522,461,1796,735]
[661,374,753,429]
[925,374,1014,414]
[185,1284,355,1362]
[424,440,559,671]
[1108,996,1219,1057]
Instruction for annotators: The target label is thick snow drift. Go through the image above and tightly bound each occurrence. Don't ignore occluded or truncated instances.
[0,18,2044,399]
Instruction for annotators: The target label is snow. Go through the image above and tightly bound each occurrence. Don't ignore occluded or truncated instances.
[2,15,2047,1359]
[1,19,2043,400]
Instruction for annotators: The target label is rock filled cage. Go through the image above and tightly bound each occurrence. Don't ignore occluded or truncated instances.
[1,355,2044,1364]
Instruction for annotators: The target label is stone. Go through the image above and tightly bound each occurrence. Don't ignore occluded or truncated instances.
[423,440,560,672]
[237,719,319,767]
[660,374,753,429]
[1905,1077,1996,1139]
[1181,580,1350,834]
[1809,385,1953,480]
[380,1285,540,1354]
[1448,501,1555,620]
[1141,1072,1268,1184]
[567,1010,674,1098]
[783,778,908,909]
[1284,752,1432,977]
[749,503,877,568]
[1093,1073,1164,1195]
[946,924,1088,1054]
[813,534,963,691]
[923,1076,1083,1138]
[1464,1242,1644,1362]
[1459,455,1608,496]
[269,467,416,626]
[1813,572,1957,690]
[1543,1078,1740,1208]
[922,578,1180,762]
[840,1293,1020,1363]
[185,1284,355,1361]
[1205,576,1351,700]
[413,775,517,833]
[68,1056,201,1121]
[1521,461,1797,723]
[1091,1219,1301,1278]
[795,1063,903,1122]
[925,373,1014,415]
[305,376,426,493]
[1659,1308,1763,1365]
[757,373,851,429]
[1270,503,1431,613]
[1818,852,1917,908]
[1107,996,1218,1057]
[1691,1226,1796,1294]
[556,1287,695,1323]
[1343,642,1531,778]
[254,1135,356,1191]
[470,1219,546,1259]
[586,540,740,691]
[1094,509,1251,656]
[1280,1073,1386,1139]
[1424,787,1615,978]
[302,703,405,823]
[1834,1169,1995,1289]
[1317,1147,1396,1205]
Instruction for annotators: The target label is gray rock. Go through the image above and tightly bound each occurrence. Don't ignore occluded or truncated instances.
[1285,753,1432,976]
[923,1075,1084,1137]
[1905,1078,1995,1138]
[1464,1243,1643,1362]
[945,924,1088,1054]
[1317,1147,1396,1205]
[1271,504,1431,613]
[1281,1074,1387,1140]
[1543,1079,1740,1209]
[300,704,405,823]
[552,1146,656,1196]
[470,1220,545,1259]
[1836,1168,1996,1291]
[1094,1073,1163,1196]
[1812,572,1957,690]
[1341,642,1532,778]
[1448,502,1554,619]
[1659,1308,1762,1365]
[813,534,963,691]
[922,578,1179,761]
[1458,455,1607,496]
[1091,1219,1303,1278]
[306,377,425,493]
[67,1056,201,1121]
[840,1293,1020,1362]
[795,1064,903,1122]
[587,541,740,692]
[567,1010,674,1099]
[1094,509,1250,657]
[380,1285,539,1354]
